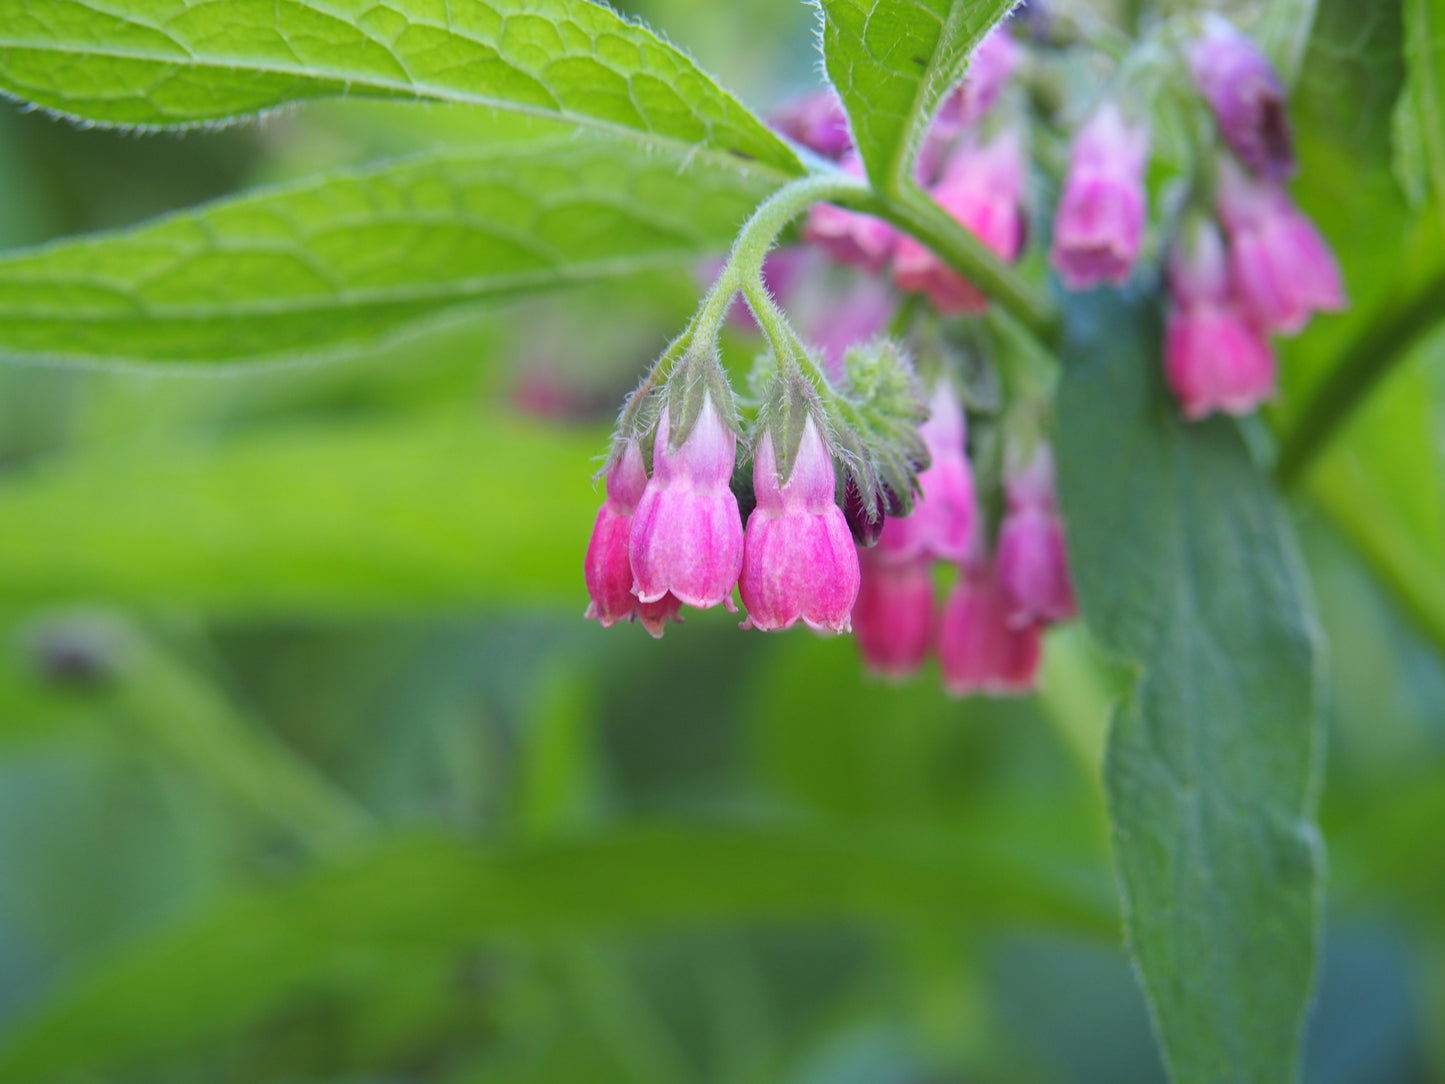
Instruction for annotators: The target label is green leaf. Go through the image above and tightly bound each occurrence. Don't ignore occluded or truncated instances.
[0,824,1116,1082]
[0,137,776,365]
[816,0,1017,193]
[1394,0,1445,218]
[0,0,801,179]
[1055,292,1325,1084]
[0,407,601,614]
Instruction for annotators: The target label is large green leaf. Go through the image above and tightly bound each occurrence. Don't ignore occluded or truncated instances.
[0,408,600,613]
[0,825,1115,1082]
[0,0,801,178]
[1056,292,1325,1084]
[0,137,774,365]
[816,0,1016,193]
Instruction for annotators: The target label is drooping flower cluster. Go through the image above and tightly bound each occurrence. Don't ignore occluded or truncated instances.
[848,384,1077,696]
[586,362,870,643]
[582,11,1344,698]
[1161,19,1343,418]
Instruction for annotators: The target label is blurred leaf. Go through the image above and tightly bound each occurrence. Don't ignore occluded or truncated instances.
[1253,0,1320,85]
[816,0,1016,193]
[0,137,774,366]
[0,0,801,179]
[0,408,601,614]
[106,620,373,852]
[1056,292,1325,1084]
[0,823,1115,1082]
[1283,0,1411,410]
[515,662,602,836]
[1393,0,1445,216]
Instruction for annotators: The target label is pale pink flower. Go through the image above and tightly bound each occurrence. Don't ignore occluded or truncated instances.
[804,153,899,272]
[995,447,1077,628]
[893,130,1027,314]
[770,90,852,160]
[1216,160,1345,335]
[629,395,744,611]
[585,441,684,636]
[740,417,860,633]
[1165,217,1278,419]
[1051,104,1150,290]
[851,550,934,678]
[918,25,1022,179]
[875,382,976,565]
[938,560,1042,697]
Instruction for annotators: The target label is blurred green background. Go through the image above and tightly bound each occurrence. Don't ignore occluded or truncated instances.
[0,0,1442,1081]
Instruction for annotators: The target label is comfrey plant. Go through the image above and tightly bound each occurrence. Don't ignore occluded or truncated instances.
[584,8,1342,700]
[0,0,1361,1079]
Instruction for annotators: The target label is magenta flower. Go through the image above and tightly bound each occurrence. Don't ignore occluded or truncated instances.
[629,394,744,611]
[875,382,976,565]
[893,130,1026,314]
[918,26,1022,179]
[585,441,684,636]
[1216,160,1345,335]
[938,560,1042,697]
[739,417,860,633]
[995,447,1077,629]
[851,549,934,678]
[804,153,899,272]
[1050,104,1150,290]
[1188,15,1295,182]
[769,90,853,160]
[1165,217,1278,419]
[936,26,1022,131]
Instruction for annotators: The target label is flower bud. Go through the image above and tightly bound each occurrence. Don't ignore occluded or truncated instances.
[843,475,886,547]
[851,550,934,678]
[1165,217,1277,419]
[1050,104,1149,290]
[740,417,860,633]
[893,130,1026,314]
[629,393,744,611]
[585,441,684,636]
[875,382,976,565]
[804,153,899,272]
[938,561,1042,697]
[1188,15,1295,182]
[1216,160,1345,335]
[770,90,853,160]
[995,447,1077,628]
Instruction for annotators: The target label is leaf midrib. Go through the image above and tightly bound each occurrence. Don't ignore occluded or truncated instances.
[883,0,966,194]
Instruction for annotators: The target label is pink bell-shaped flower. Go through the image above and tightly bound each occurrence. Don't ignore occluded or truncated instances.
[995,447,1077,629]
[740,417,860,633]
[875,382,976,565]
[917,26,1022,180]
[1165,216,1278,419]
[851,549,934,678]
[629,394,745,611]
[1050,104,1150,290]
[1216,160,1345,335]
[804,153,899,272]
[893,130,1027,314]
[938,560,1042,697]
[585,441,685,636]
[769,90,853,160]
[1188,15,1295,182]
